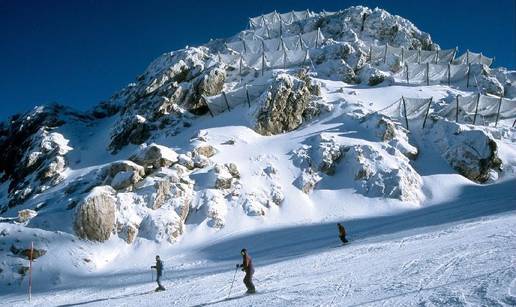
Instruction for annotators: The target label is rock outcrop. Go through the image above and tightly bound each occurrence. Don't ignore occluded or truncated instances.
[253,74,312,135]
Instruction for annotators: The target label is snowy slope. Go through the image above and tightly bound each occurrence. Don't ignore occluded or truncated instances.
[1,5,516,306]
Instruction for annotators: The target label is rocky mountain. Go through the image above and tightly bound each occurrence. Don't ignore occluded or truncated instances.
[0,6,515,292]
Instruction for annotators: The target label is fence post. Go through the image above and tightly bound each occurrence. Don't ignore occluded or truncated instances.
[283,50,287,69]
[29,241,33,302]
[418,49,421,64]
[401,96,409,130]
[472,93,480,125]
[222,91,231,112]
[315,27,320,48]
[406,63,409,84]
[426,62,430,86]
[261,50,265,76]
[239,55,243,76]
[245,84,251,108]
[494,95,502,127]
[447,63,451,86]
[466,49,469,65]
[466,63,471,88]
[435,50,439,64]
[279,19,283,36]
[242,39,247,53]
[383,44,388,64]
[265,23,271,39]
[298,34,303,50]
[422,97,433,128]
[368,46,372,62]
[202,96,214,117]
[401,47,404,63]
[452,47,458,63]
[456,95,460,123]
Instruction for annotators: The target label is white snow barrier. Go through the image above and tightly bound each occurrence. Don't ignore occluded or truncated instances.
[364,44,457,65]
[454,50,493,67]
[440,94,516,126]
[249,10,312,30]
[218,49,310,73]
[204,84,269,115]
[393,63,483,86]
[381,97,433,129]
[381,94,515,129]
[226,29,325,54]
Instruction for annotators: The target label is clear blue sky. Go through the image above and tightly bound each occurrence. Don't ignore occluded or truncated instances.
[1,0,514,121]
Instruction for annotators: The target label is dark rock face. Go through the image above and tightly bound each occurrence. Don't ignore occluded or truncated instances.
[0,105,82,212]
[10,244,47,260]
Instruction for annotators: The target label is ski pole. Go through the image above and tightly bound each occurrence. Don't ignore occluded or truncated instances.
[152,269,154,283]
[227,266,238,299]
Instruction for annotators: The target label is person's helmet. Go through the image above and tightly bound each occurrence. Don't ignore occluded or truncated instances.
[156,255,160,259]
[241,248,247,255]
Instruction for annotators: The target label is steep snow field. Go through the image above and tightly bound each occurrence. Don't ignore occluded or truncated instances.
[1,178,515,306]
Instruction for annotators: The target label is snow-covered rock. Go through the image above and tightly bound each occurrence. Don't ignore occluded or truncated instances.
[139,208,183,243]
[342,145,423,202]
[428,120,502,182]
[130,143,179,171]
[360,113,418,159]
[358,64,391,86]
[17,209,37,224]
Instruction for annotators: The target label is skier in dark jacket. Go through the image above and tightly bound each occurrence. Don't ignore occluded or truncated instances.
[151,255,165,291]
[236,248,255,293]
[337,223,348,244]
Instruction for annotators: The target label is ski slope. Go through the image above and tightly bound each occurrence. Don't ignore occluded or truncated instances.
[2,174,515,306]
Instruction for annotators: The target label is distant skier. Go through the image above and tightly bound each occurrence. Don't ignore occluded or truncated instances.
[337,223,348,244]
[236,248,256,294]
[151,255,165,291]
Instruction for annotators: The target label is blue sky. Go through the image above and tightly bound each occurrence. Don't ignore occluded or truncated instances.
[0,0,514,121]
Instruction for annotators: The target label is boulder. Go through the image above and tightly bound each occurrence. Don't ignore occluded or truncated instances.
[130,143,179,170]
[110,170,142,190]
[17,209,37,223]
[74,186,116,242]
[103,160,145,179]
[194,144,217,158]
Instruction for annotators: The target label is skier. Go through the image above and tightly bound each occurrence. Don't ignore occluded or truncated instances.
[151,255,165,291]
[337,223,348,244]
[236,248,256,294]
